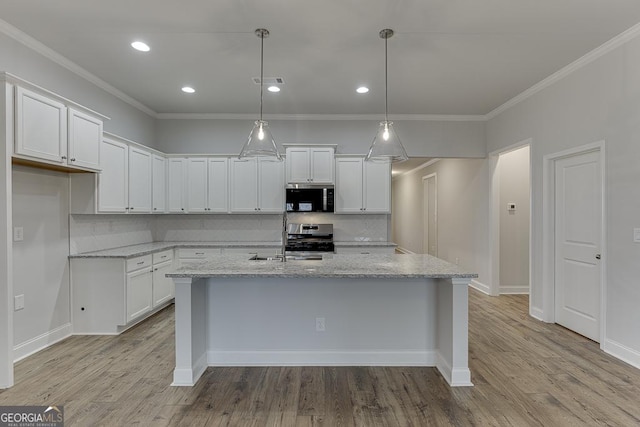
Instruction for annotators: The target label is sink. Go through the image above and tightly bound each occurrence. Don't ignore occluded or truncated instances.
[249,254,323,261]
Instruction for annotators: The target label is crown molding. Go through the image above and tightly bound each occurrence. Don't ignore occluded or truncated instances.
[394,158,441,179]
[0,18,157,117]
[156,112,487,121]
[486,21,640,120]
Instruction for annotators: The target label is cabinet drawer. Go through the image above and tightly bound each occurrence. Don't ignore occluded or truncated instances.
[126,254,152,272]
[335,246,395,255]
[152,249,174,264]
[223,247,281,256]
[178,248,221,259]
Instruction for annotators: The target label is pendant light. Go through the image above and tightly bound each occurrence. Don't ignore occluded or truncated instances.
[365,29,408,163]
[239,28,282,161]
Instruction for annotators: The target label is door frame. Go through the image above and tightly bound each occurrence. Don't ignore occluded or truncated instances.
[422,173,437,256]
[488,138,532,298]
[542,140,606,346]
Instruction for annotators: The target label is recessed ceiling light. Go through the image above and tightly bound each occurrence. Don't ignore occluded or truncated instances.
[181,86,195,94]
[356,86,369,94]
[131,41,150,52]
[267,86,281,93]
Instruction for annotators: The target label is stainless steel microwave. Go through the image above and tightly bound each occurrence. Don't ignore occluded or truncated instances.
[285,187,334,213]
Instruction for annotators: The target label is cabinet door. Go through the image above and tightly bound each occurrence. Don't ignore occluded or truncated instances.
[230,158,258,212]
[335,158,364,213]
[310,148,334,184]
[208,158,229,212]
[258,158,285,213]
[15,86,67,164]
[152,260,174,307]
[126,268,153,322]
[168,158,187,213]
[363,161,391,213]
[68,108,102,170]
[152,154,166,213]
[286,148,310,183]
[98,138,128,213]
[128,146,152,213]
[187,157,208,212]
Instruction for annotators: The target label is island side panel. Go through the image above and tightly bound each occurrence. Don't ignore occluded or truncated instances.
[203,277,438,366]
[436,277,473,386]
[172,277,208,386]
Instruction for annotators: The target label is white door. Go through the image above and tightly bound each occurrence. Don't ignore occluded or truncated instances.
[68,108,102,170]
[98,138,128,213]
[554,150,602,342]
[151,154,166,213]
[335,157,364,213]
[286,148,310,183]
[128,146,152,213]
[168,158,187,213]
[208,158,229,212]
[423,174,437,256]
[258,158,285,213]
[310,148,334,184]
[230,158,258,212]
[363,160,391,213]
[187,157,208,212]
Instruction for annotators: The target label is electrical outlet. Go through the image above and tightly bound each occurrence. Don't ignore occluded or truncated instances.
[315,317,326,332]
[13,227,24,242]
[455,257,460,265]
[634,228,640,243]
[14,294,24,311]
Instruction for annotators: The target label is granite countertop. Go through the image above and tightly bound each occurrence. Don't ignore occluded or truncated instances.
[167,253,477,280]
[69,240,398,259]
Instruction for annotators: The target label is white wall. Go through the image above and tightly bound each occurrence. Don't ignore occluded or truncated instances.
[487,33,640,366]
[392,158,491,287]
[499,146,530,294]
[12,166,70,360]
[155,118,486,157]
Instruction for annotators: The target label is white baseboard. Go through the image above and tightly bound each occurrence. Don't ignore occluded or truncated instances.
[499,285,530,295]
[530,307,544,321]
[435,352,473,387]
[469,279,490,295]
[13,323,72,362]
[603,338,640,370]
[395,247,415,255]
[172,352,208,386]
[207,350,436,366]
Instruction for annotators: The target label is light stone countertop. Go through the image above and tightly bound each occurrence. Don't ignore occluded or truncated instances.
[167,253,477,280]
[68,241,397,259]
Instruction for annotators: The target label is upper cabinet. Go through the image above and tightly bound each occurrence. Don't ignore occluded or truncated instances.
[335,156,391,214]
[230,158,284,213]
[14,85,105,172]
[167,158,188,213]
[285,146,334,185]
[97,137,129,213]
[128,146,152,213]
[152,154,167,213]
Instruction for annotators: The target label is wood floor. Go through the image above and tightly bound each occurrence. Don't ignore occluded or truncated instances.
[2,289,639,426]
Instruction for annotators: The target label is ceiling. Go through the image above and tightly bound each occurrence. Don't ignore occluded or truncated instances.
[2,1,640,117]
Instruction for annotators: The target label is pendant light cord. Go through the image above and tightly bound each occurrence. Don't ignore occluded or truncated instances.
[259,32,264,121]
[384,34,388,122]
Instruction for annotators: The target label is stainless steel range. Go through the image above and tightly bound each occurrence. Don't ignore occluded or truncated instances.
[285,223,335,255]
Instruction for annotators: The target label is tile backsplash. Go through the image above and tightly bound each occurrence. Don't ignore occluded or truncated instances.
[70,213,389,254]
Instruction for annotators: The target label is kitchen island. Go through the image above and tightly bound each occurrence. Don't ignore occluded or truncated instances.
[167,253,477,387]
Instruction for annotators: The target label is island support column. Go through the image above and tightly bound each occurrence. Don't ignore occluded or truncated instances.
[172,277,208,386]
[436,277,473,386]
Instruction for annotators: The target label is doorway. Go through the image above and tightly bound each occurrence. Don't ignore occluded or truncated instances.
[548,145,604,342]
[422,174,437,256]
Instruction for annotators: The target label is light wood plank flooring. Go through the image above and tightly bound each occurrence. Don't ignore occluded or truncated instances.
[2,289,639,426]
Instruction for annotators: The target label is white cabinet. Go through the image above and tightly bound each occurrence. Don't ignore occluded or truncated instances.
[335,246,396,254]
[335,157,391,213]
[230,158,284,213]
[178,248,222,266]
[15,86,67,164]
[286,146,334,184]
[152,154,167,213]
[98,137,129,213]
[185,157,229,213]
[152,250,174,307]
[187,157,208,212]
[14,86,103,171]
[68,108,102,170]
[126,259,153,322]
[168,158,188,213]
[128,146,152,213]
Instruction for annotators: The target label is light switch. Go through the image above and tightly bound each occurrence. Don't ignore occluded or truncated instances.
[14,294,24,311]
[13,227,24,242]
[634,228,640,243]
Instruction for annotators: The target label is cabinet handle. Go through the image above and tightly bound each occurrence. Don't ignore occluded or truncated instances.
[195,252,204,255]
[153,268,158,271]
[137,261,145,265]
[61,156,67,160]
[130,207,134,210]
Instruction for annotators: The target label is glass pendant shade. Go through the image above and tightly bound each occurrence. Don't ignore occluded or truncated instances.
[240,119,282,160]
[365,120,408,163]
[238,28,282,160]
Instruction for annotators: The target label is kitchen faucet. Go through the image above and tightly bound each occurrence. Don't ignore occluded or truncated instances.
[281,211,288,262]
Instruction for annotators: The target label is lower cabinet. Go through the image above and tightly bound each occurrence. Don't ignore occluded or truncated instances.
[71,250,175,334]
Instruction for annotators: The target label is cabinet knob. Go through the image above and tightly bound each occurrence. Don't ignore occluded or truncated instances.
[70,158,76,162]
[61,156,67,160]
[153,208,157,211]
[181,208,185,211]
[130,207,134,210]
[596,254,601,260]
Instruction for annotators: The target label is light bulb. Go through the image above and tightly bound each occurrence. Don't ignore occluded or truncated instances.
[258,123,265,140]
[383,123,390,141]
